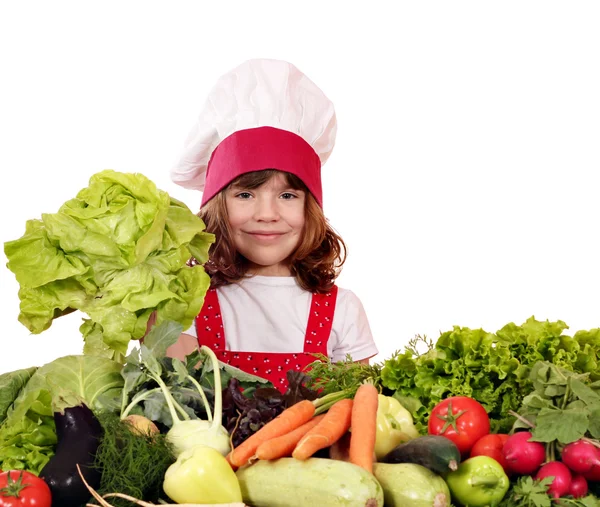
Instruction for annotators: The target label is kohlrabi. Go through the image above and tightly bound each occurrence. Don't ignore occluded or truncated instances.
[122,344,231,457]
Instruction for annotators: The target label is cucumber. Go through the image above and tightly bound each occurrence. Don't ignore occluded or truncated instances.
[235,457,384,507]
[381,435,460,474]
[373,463,451,507]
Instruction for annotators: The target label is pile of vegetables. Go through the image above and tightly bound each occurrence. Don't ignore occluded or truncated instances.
[3,170,600,506]
[380,317,600,433]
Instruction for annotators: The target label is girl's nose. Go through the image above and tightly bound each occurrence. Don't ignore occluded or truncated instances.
[253,196,280,221]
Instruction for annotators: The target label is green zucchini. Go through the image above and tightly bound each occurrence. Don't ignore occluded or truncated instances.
[235,457,384,507]
[381,435,460,474]
[373,463,451,507]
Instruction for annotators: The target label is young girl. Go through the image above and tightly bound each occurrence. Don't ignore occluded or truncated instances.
[166,59,378,392]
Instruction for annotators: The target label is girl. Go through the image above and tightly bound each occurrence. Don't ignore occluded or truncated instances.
[166,59,378,392]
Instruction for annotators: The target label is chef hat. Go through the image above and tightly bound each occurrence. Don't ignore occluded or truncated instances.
[170,58,337,207]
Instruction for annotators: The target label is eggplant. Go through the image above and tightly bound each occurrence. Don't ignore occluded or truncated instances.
[39,404,103,507]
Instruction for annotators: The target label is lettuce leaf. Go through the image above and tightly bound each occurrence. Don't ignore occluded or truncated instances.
[4,170,214,358]
[0,367,38,425]
[0,388,57,475]
[382,316,600,433]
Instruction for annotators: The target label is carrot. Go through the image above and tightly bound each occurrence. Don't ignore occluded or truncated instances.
[227,399,316,467]
[255,414,325,461]
[349,382,379,473]
[292,398,353,460]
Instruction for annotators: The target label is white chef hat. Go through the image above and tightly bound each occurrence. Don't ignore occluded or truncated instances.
[170,58,337,207]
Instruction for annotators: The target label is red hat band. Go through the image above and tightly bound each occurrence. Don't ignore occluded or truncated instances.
[201,126,323,207]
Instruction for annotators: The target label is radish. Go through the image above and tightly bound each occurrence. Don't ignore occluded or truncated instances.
[536,461,572,499]
[502,431,546,475]
[584,463,600,482]
[568,475,589,498]
[561,440,600,474]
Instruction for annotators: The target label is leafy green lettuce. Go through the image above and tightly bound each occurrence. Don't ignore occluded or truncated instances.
[382,316,600,433]
[0,367,37,424]
[0,388,57,474]
[4,170,214,358]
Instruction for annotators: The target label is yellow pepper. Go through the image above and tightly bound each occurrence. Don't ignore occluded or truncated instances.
[163,446,243,504]
[374,394,420,460]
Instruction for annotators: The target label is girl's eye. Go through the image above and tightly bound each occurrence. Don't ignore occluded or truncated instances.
[280,192,297,200]
[236,192,252,199]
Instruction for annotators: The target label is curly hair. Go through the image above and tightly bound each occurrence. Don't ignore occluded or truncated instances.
[196,169,346,293]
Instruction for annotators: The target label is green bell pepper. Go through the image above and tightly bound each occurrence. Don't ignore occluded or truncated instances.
[446,455,509,507]
[163,445,243,504]
[374,394,420,460]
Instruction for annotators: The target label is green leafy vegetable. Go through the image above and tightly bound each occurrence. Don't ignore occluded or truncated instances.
[92,411,175,507]
[0,367,37,424]
[381,317,600,433]
[510,361,600,465]
[4,170,214,359]
[498,475,600,506]
[119,321,270,430]
[18,355,124,413]
[0,388,57,474]
[304,353,383,395]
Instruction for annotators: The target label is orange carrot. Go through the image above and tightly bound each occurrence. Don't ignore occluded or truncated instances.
[255,414,326,461]
[228,399,316,467]
[349,382,379,473]
[292,398,353,460]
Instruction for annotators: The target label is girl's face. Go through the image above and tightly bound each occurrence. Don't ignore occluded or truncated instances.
[225,172,306,276]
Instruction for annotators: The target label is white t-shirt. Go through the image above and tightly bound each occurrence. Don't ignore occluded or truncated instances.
[185,275,378,362]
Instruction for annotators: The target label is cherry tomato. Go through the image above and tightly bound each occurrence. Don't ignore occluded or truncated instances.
[0,470,52,507]
[428,396,490,456]
[470,433,511,474]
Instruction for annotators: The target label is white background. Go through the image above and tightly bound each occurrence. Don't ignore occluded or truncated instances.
[1,1,599,374]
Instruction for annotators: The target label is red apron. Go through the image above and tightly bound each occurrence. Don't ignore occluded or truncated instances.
[195,285,338,393]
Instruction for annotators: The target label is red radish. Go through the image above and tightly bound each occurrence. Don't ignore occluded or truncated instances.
[568,474,589,498]
[536,461,572,499]
[502,431,546,475]
[584,463,600,482]
[561,440,600,474]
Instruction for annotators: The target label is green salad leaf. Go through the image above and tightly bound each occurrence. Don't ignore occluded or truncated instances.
[4,170,214,359]
[0,367,37,424]
[382,316,600,433]
[0,388,57,475]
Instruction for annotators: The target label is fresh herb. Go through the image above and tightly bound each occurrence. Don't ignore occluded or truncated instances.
[92,411,175,507]
[499,476,599,507]
[304,353,383,395]
[381,317,600,432]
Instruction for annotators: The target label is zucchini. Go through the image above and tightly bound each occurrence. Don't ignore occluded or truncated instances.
[373,463,451,507]
[381,435,460,474]
[235,457,384,507]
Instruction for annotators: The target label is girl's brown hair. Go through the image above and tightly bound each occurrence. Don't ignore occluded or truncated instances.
[197,170,346,293]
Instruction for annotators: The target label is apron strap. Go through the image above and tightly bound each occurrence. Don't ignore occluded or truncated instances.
[303,285,338,355]
[195,288,226,351]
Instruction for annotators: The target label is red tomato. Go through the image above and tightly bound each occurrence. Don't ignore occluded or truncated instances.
[0,471,52,507]
[470,433,511,474]
[428,396,490,455]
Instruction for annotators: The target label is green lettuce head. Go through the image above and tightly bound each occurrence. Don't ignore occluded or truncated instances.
[4,170,214,360]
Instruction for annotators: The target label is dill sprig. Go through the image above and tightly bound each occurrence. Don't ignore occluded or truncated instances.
[91,411,175,506]
[305,354,383,395]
